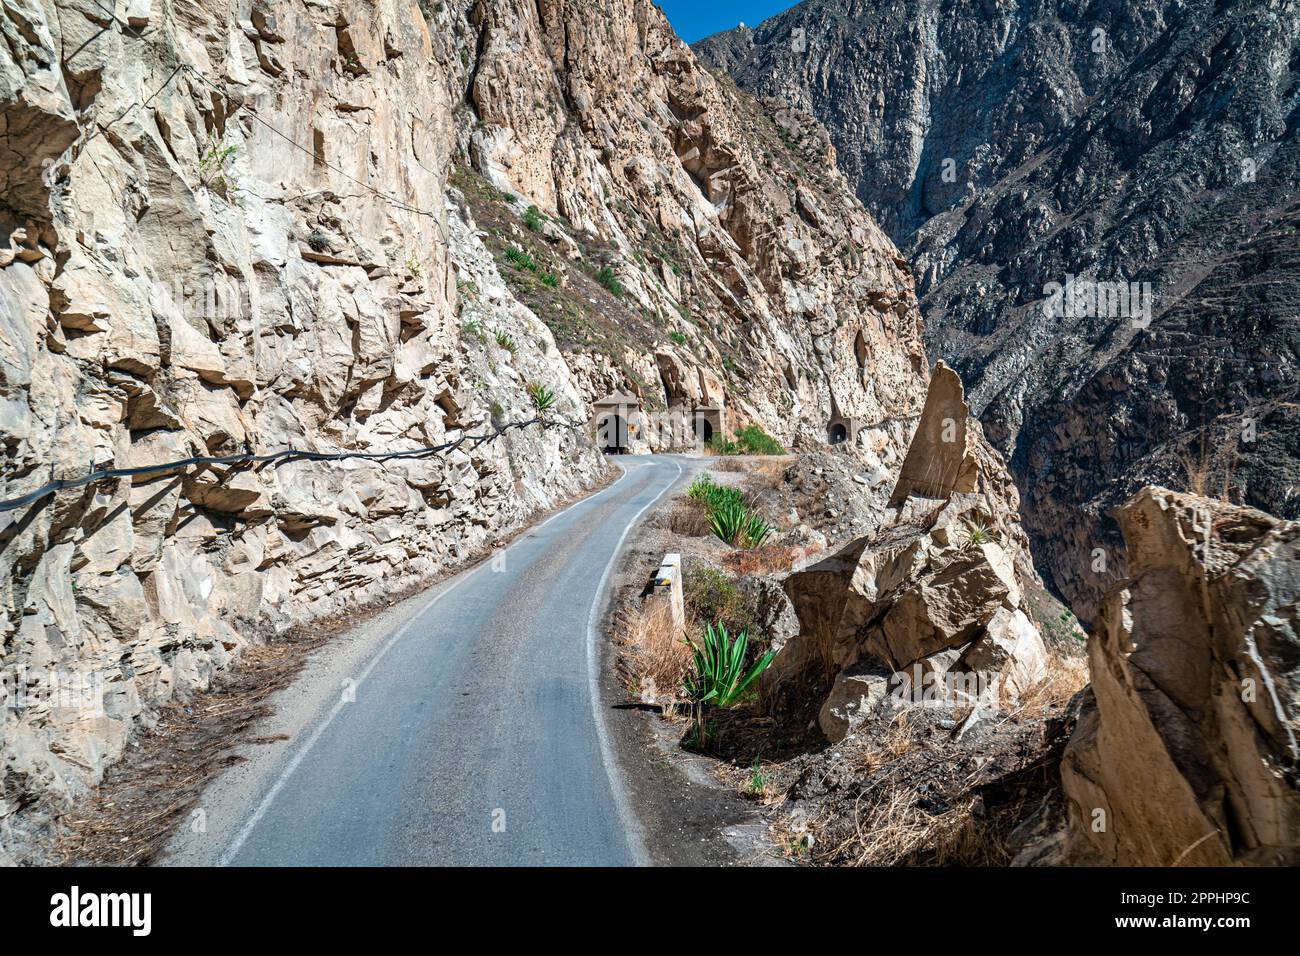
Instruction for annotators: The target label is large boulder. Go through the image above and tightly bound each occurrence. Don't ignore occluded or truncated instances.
[769,367,1048,742]
[1050,488,1300,865]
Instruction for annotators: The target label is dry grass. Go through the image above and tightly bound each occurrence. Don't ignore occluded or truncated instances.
[720,543,803,576]
[667,500,712,538]
[791,655,1088,867]
[857,710,921,774]
[1010,654,1090,723]
[1178,440,1240,501]
[714,455,793,486]
[828,789,995,867]
[622,599,692,704]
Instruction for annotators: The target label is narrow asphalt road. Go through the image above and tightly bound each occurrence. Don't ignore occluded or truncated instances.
[165,455,686,867]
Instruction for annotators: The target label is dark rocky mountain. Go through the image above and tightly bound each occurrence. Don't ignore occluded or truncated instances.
[697,0,1300,619]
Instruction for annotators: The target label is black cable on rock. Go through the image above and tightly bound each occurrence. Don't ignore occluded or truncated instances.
[0,416,586,514]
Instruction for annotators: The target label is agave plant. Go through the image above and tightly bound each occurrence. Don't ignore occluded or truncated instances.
[740,510,774,548]
[961,519,995,550]
[683,622,776,708]
[527,380,557,414]
[708,497,749,546]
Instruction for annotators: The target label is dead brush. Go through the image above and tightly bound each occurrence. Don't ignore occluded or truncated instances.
[714,456,792,486]
[857,709,921,774]
[826,788,1001,866]
[720,544,800,576]
[667,500,713,538]
[623,599,691,708]
[1175,421,1245,502]
[1007,654,1090,723]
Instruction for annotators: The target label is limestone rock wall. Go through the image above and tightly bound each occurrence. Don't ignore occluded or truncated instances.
[0,0,608,851]
[451,0,931,452]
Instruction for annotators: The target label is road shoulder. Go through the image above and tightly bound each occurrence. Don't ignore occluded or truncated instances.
[598,457,783,867]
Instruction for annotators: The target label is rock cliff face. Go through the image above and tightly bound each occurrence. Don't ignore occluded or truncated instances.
[696,0,1300,621]
[0,0,964,856]
[769,364,1046,743]
[1032,488,1300,866]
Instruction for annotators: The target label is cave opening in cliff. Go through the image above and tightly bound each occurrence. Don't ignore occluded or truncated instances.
[828,422,848,444]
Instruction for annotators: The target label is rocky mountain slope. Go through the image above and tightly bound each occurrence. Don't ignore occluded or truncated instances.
[0,0,995,859]
[696,0,1300,620]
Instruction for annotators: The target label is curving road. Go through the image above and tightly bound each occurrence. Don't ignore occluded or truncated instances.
[165,455,686,867]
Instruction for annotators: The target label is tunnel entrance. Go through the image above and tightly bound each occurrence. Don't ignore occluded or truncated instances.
[601,414,629,453]
[592,392,641,455]
[828,422,848,445]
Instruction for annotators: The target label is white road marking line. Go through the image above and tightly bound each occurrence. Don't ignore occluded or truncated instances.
[218,462,634,865]
[585,457,684,867]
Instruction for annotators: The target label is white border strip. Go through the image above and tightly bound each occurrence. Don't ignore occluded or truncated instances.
[585,457,683,867]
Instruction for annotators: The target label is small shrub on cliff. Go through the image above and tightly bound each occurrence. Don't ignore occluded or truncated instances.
[505,246,536,272]
[683,564,753,634]
[494,329,518,353]
[596,266,624,297]
[523,204,543,231]
[198,136,238,198]
[733,424,785,455]
[527,381,556,414]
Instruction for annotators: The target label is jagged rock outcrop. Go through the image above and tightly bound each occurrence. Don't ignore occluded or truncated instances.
[0,0,971,859]
[1040,488,1300,866]
[769,367,1047,742]
[697,0,1300,622]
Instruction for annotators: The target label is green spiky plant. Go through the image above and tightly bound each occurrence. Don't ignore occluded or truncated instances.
[691,475,770,547]
[740,510,774,548]
[707,497,748,546]
[684,622,776,709]
[527,381,556,414]
[505,246,536,271]
[961,519,995,550]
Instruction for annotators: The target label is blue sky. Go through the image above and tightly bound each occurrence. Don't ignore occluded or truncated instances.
[658,1,800,43]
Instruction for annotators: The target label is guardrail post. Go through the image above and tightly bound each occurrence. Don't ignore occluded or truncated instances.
[645,552,685,635]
